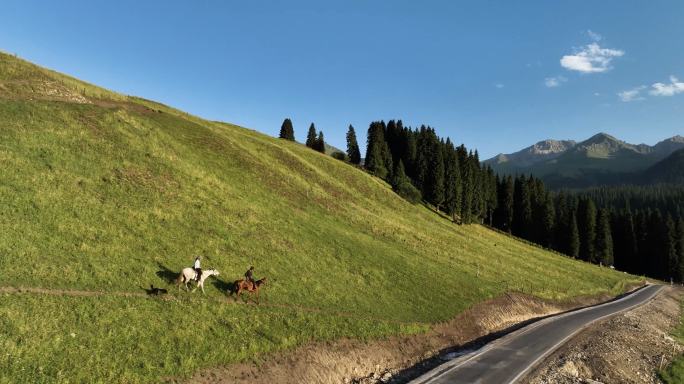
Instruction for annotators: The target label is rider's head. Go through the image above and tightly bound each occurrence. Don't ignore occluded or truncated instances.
[250,266,254,270]
[197,255,203,260]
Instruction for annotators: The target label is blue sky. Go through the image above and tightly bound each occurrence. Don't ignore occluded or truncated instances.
[2,0,683,159]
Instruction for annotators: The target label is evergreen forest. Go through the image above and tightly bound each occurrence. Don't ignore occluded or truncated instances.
[358,120,684,282]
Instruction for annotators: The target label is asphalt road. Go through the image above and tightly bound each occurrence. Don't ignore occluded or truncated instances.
[410,284,664,384]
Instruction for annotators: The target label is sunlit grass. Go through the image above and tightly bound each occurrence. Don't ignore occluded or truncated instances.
[0,50,644,382]
[0,292,426,384]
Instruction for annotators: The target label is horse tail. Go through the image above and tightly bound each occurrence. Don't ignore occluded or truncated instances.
[175,273,184,286]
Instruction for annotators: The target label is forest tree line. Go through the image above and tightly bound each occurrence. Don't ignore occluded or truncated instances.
[280,118,684,282]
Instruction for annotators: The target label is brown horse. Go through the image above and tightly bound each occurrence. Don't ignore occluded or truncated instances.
[230,278,268,304]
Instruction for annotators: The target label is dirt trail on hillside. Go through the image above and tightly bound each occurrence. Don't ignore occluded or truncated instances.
[0,286,428,326]
[521,285,683,384]
[179,284,644,384]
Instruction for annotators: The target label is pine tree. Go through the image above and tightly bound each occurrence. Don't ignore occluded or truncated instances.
[458,144,473,224]
[470,150,484,222]
[346,125,361,165]
[665,213,678,281]
[512,174,524,237]
[403,128,417,180]
[616,202,638,274]
[577,196,597,263]
[443,139,462,221]
[540,191,556,248]
[517,174,533,240]
[521,179,535,241]
[414,126,429,193]
[500,175,515,233]
[646,210,664,278]
[314,131,325,153]
[676,218,684,282]
[425,130,444,211]
[385,120,400,169]
[595,207,614,267]
[365,121,391,179]
[279,118,295,141]
[568,202,580,259]
[608,205,623,269]
[306,123,317,148]
[390,160,421,204]
[485,165,498,226]
[555,192,569,255]
[380,121,393,178]
[634,209,648,274]
[391,160,409,188]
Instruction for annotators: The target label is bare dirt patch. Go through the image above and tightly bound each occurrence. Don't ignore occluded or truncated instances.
[179,285,643,384]
[521,285,683,384]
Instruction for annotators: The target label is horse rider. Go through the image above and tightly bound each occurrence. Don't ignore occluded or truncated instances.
[245,266,255,290]
[194,256,203,282]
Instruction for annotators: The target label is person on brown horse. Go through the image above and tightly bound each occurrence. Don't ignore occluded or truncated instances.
[244,266,255,290]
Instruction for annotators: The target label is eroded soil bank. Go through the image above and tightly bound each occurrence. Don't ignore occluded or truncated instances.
[521,285,683,384]
[179,284,643,384]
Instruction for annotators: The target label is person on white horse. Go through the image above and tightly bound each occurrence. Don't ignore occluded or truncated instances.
[194,255,203,282]
[175,256,220,294]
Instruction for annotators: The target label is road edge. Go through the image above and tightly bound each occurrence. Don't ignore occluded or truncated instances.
[409,284,663,384]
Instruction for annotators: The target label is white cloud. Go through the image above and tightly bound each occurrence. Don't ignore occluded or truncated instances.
[587,30,602,42]
[617,86,646,102]
[560,43,625,73]
[649,76,684,96]
[495,84,504,88]
[545,76,567,87]
[595,93,601,96]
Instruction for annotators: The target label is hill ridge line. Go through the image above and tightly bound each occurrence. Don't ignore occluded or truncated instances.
[0,286,432,327]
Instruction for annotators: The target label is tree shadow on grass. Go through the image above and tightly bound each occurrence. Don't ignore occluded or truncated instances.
[155,263,179,284]
[420,201,460,224]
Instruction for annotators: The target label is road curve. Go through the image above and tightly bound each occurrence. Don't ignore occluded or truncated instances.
[410,284,664,384]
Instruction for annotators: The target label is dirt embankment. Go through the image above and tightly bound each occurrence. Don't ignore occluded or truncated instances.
[522,285,683,384]
[180,285,643,384]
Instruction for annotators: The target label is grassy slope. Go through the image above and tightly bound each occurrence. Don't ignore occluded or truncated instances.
[0,51,642,382]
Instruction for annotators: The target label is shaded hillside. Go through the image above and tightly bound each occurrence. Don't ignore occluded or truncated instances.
[643,148,684,184]
[543,147,684,189]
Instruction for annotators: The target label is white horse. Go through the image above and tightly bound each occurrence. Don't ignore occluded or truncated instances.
[175,268,219,293]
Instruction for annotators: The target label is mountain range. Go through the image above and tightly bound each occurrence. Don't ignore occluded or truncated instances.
[483,133,684,187]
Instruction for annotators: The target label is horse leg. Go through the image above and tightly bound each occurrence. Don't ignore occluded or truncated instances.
[255,290,259,305]
[201,281,206,294]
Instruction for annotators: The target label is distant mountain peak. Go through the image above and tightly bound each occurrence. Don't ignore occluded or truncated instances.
[653,135,684,154]
[584,132,620,143]
[483,139,577,167]
[484,132,684,182]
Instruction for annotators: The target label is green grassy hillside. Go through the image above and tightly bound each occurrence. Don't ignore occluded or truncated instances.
[0,51,642,383]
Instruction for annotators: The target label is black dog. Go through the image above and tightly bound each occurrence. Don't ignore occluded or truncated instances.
[150,285,168,296]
